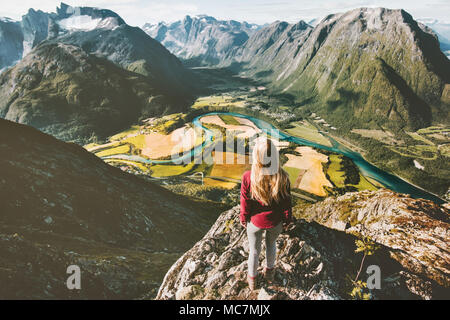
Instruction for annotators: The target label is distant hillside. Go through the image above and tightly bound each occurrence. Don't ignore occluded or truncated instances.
[143,15,261,66]
[0,18,23,70]
[226,8,450,131]
[0,42,192,143]
[0,118,226,299]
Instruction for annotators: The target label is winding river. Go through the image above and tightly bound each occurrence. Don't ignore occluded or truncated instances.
[104,111,444,204]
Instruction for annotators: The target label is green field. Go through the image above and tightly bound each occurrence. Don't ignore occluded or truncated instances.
[326,154,346,187]
[388,145,437,160]
[286,121,332,147]
[326,154,377,192]
[406,132,434,146]
[219,114,241,125]
[283,166,304,186]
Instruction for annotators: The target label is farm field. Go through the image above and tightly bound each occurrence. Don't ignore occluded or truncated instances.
[353,125,449,161]
[351,129,400,145]
[95,144,131,157]
[326,154,378,191]
[209,151,251,179]
[191,95,246,109]
[150,162,196,178]
[200,114,261,138]
[142,125,202,159]
[283,146,333,197]
[84,92,388,202]
[286,121,332,147]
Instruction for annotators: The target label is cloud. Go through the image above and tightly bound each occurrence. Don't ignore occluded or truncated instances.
[133,2,199,25]
[0,0,449,26]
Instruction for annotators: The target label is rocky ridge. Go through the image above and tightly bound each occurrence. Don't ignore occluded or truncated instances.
[157,191,449,300]
[143,15,261,66]
[300,189,450,287]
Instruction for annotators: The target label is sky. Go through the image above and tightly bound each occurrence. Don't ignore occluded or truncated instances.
[1,0,449,27]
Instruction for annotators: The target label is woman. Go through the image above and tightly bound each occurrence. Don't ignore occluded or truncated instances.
[240,137,292,290]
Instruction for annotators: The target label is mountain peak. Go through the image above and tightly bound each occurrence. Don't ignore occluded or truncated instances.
[55,2,125,31]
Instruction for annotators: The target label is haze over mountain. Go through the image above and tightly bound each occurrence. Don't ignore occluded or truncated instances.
[143,15,261,66]
[0,3,195,143]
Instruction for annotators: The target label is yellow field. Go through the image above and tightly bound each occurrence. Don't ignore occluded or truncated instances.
[203,178,237,189]
[283,146,332,197]
[122,134,146,150]
[209,151,251,180]
[191,95,246,109]
[142,126,202,159]
[84,141,121,152]
[95,144,130,157]
[200,115,261,138]
[109,125,141,141]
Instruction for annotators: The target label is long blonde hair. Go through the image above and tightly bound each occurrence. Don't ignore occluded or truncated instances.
[250,137,290,206]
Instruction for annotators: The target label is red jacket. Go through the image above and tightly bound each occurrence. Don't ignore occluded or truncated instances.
[240,170,292,229]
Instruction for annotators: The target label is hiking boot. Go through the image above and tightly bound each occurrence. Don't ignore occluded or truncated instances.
[264,267,275,283]
[247,275,257,291]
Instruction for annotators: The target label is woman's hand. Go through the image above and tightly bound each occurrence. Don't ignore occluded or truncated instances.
[240,220,247,228]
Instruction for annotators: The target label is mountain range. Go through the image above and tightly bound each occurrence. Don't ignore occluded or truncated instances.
[224,8,449,132]
[145,9,449,133]
[143,15,261,66]
[0,3,195,143]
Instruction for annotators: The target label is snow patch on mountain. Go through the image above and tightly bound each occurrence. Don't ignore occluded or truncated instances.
[58,15,102,31]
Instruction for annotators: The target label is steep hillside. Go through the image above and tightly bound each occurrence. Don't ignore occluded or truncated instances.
[0,18,23,70]
[0,42,191,143]
[58,24,192,94]
[0,3,126,69]
[228,8,450,131]
[223,20,312,75]
[0,118,226,299]
[157,191,449,300]
[144,15,261,66]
